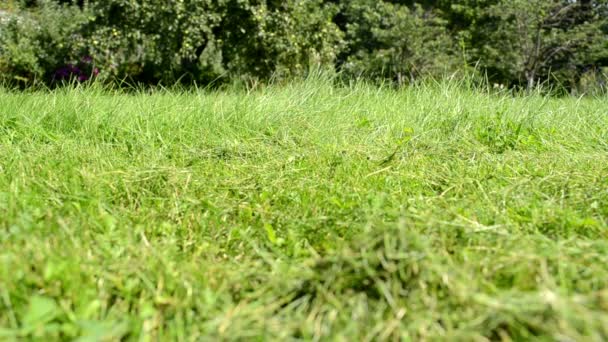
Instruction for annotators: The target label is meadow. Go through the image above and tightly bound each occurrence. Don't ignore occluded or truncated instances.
[1,79,607,340]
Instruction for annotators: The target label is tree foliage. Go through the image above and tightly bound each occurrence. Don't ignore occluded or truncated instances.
[479,0,608,89]
[1,0,606,91]
[338,0,456,83]
[79,0,343,84]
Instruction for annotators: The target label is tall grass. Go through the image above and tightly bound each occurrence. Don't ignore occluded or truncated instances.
[1,78,607,340]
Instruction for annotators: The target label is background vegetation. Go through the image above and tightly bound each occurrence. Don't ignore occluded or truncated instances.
[1,0,607,92]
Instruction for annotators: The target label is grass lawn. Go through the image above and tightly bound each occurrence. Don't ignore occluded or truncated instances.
[1,79,607,340]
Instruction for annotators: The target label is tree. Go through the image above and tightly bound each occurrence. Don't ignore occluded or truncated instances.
[79,0,343,84]
[479,0,608,90]
[337,0,455,83]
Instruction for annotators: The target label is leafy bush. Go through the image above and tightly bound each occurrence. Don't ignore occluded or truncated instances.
[1,0,343,86]
[1,0,607,89]
[0,0,90,86]
[0,0,464,86]
[338,1,457,83]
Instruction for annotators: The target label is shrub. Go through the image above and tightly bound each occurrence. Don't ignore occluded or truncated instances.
[0,0,89,86]
[338,1,457,84]
[1,0,343,86]
[1,0,606,89]
[68,0,343,85]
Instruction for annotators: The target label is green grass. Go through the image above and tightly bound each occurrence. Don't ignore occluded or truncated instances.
[1,78,607,340]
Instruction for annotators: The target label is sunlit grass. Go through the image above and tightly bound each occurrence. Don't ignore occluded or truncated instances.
[1,78,607,340]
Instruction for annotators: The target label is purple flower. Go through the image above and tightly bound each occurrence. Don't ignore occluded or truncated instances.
[55,67,70,78]
[53,56,101,83]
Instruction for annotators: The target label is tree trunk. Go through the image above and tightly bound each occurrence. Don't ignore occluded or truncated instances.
[526,70,536,91]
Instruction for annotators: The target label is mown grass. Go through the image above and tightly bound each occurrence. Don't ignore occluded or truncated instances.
[1,78,607,340]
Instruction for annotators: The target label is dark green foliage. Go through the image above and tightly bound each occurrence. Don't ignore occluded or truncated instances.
[1,0,343,85]
[0,1,89,85]
[1,0,607,90]
[477,0,608,90]
[81,0,342,84]
[337,0,456,83]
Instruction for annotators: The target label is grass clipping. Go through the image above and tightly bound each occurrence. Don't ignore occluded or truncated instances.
[279,224,608,340]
